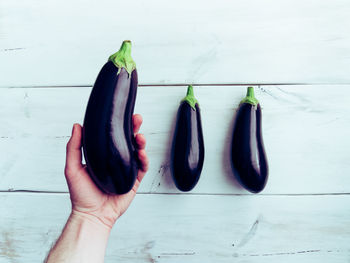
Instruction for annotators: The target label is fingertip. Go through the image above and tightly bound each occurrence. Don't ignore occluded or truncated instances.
[73,123,82,134]
[133,114,143,134]
[138,148,147,159]
[135,133,146,149]
[133,114,143,125]
[138,149,149,172]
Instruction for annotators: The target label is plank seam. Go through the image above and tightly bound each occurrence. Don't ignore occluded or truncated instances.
[2,83,350,88]
[1,190,350,196]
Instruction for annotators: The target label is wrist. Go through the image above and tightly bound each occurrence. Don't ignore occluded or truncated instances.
[46,210,111,262]
[70,209,114,232]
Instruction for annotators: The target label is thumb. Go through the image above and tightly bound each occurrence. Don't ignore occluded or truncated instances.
[65,124,83,175]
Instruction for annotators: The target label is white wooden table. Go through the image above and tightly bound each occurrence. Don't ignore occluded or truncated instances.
[1,0,350,262]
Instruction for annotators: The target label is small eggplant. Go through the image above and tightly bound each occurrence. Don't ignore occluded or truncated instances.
[82,40,138,195]
[171,85,205,192]
[231,87,268,193]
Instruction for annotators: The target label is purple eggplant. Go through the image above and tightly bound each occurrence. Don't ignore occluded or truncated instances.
[82,40,138,195]
[171,85,205,192]
[231,87,268,193]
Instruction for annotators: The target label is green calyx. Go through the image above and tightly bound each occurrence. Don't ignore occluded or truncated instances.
[240,87,259,106]
[181,85,198,110]
[108,40,136,76]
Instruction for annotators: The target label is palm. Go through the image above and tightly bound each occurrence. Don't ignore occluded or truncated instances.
[65,115,148,228]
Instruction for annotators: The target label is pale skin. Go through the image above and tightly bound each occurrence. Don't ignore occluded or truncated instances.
[45,114,149,263]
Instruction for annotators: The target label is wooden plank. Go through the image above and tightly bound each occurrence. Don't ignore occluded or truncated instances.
[0,193,349,262]
[0,85,349,194]
[1,0,350,86]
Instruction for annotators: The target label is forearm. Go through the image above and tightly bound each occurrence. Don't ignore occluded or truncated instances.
[46,210,111,263]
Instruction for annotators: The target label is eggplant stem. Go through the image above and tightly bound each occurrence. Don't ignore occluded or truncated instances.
[108,40,136,76]
[240,87,259,106]
[181,85,199,110]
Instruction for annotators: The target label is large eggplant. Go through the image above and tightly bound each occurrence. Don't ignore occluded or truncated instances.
[231,87,268,193]
[171,85,205,192]
[82,40,138,195]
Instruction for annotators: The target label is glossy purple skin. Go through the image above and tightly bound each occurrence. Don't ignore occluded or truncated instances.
[171,102,205,192]
[231,103,268,193]
[82,61,138,194]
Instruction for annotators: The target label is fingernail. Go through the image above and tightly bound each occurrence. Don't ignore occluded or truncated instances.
[71,125,75,135]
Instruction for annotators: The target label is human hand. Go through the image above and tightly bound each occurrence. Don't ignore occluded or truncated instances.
[64,114,148,229]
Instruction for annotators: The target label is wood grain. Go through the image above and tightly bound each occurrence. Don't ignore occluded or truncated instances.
[0,85,349,194]
[1,1,350,262]
[0,193,349,262]
[1,0,350,86]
